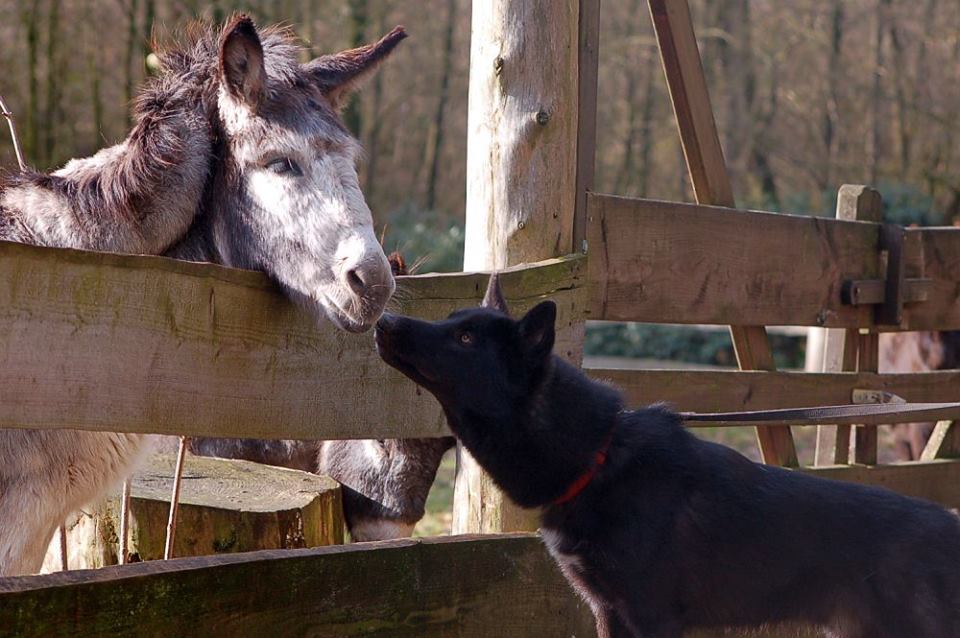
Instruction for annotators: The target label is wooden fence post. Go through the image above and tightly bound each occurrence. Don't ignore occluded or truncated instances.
[453,0,587,533]
[814,185,883,465]
[648,0,797,466]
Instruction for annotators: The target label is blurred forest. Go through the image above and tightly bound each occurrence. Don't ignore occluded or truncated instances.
[3,0,960,272]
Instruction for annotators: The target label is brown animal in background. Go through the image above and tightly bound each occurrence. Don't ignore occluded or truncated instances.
[880,331,960,460]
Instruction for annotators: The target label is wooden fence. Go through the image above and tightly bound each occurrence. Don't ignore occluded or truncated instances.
[4,0,960,636]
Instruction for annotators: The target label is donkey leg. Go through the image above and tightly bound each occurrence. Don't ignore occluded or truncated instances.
[0,430,153,576]
[0,484,63,576]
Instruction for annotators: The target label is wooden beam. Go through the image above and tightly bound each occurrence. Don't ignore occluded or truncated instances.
[853,331,880,464]
[815,186,883,466]
[0,535,596,637]
[0,241,585,440]
[803,459,960,511]
[456,0,583,534]
[586,194,960,331]
[585,194,882,327]
[921,421,960,461]
[586,369,960,414]
[574,0,601,250]
[902,226,960,330]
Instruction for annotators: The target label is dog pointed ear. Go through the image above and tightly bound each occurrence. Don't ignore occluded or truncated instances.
[482,273,510,314]
[518,301,556,362]
[219,14,266,111]
[304,26,407,111]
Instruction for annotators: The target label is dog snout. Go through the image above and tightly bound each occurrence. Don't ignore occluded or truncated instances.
[376,312,401,333]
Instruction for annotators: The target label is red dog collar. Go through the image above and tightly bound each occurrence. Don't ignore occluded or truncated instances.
[553,431,614,506]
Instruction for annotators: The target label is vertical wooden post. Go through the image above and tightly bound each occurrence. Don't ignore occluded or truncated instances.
[454,0,584,534]
[648,0,797,466]
[574,0,601,250]
[814,185,883,466]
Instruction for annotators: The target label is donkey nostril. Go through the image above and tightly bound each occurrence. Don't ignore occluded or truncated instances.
[346,269,366,295]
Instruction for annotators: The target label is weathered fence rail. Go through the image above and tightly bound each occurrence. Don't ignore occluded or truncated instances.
[586,193,960,330]
[0,240,585,440]
[0,534,596,637]
[587,368,960,414]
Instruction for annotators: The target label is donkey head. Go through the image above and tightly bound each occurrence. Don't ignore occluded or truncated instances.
[209,16,402,332]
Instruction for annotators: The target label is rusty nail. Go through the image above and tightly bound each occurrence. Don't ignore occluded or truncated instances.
[518,221,525,230]
[494,56,504,75]
[535,110,550,125]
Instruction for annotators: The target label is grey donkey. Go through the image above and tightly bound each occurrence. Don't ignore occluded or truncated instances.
[0,15,443,574]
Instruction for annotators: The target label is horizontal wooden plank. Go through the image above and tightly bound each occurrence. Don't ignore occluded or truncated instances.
[0,534,595,637]
[803,459,960,511]
[586,193,881,327]
[587,194,960,330]
[589,368,960,413]
[901,227,960,330]
[0,241,586,439]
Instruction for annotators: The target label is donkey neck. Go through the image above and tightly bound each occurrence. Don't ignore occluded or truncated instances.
[0,72,215,255]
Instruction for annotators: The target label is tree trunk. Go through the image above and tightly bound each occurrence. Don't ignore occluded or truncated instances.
[42,0,61,167]
[361,3,389,201]
[342,0,369,136]
[888,2,910,181]
[822,0,844,190]
[424,0,459,211]
[143,0,156,77]
[124,0,141,128]
[86,0,104,148]
[868,0,888,186]
[21,0,41,164]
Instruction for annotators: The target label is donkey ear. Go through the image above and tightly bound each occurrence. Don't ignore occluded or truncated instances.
[304,26,407,111]
[482,273,510,314]
[219,15,266,111]
[518,301,557,363]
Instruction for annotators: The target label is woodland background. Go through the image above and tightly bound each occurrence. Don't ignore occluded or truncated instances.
[1,0,959,367]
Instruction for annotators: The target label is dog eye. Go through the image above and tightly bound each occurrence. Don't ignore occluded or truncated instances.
[265,157,303,176]
[458,331,474,346]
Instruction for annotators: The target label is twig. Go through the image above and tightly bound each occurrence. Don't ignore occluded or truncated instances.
[58,523,68,571]
[119,478,132,565]
[164,436,189,560]
[0,93,28,172]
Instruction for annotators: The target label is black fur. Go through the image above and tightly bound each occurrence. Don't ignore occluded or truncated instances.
[375,276,960,638]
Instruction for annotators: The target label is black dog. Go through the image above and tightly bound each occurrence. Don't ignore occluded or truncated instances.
[375,274,960,638]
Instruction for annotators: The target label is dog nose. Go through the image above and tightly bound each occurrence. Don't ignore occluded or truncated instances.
[376,312,400,331]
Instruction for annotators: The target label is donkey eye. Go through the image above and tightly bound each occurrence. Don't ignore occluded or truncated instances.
[458,331,474,346]
[265,157,303,176]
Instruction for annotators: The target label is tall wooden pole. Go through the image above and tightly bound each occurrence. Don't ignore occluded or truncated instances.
[454,0,587,534]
